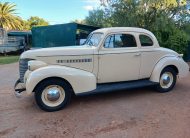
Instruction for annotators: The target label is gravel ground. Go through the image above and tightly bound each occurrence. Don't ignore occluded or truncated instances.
[0,62,190,138]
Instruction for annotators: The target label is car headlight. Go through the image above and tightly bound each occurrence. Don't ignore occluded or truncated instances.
[28,60,47,71]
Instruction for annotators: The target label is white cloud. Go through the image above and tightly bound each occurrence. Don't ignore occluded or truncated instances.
[83,0,100,4]
[83,5,94,11]
[82,0,101,11]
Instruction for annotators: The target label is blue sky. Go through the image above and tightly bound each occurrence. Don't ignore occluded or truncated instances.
[1,0,101,24]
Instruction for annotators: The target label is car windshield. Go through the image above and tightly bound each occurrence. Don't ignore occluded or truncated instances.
[85,33,103,46]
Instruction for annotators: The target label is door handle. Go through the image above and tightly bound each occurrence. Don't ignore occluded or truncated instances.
[134,53,141,56]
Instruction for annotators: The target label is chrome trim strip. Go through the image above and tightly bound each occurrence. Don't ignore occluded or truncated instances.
[37,50,161,57]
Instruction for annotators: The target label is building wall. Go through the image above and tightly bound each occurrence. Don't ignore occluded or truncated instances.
[32,23,77,48]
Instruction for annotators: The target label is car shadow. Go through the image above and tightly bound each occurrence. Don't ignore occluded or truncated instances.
[70,86,156,105]
[24,86,157,112]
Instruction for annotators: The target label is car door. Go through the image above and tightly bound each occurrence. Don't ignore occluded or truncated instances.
[97,32,141,83]
[138,34,161,79]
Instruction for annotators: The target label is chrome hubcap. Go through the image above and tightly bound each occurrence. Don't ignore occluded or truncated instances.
[41,85,65,107]
[160,72,173,89]
[47,88,60,101]
[162,75,170,85]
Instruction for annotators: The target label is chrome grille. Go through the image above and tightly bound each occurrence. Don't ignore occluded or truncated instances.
[19,59,30,83]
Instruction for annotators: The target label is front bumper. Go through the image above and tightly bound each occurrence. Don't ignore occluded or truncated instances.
[14,79,26,98]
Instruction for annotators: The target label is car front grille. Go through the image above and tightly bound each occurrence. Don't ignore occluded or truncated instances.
[19,59,30,83]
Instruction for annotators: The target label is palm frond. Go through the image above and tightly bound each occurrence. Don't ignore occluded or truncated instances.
[0,2,21,30]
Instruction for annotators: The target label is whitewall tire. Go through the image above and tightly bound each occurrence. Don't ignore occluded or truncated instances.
[35,78,72,112]
[155,67,177,93]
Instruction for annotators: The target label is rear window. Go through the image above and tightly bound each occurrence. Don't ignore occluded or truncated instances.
[139,35,153,46]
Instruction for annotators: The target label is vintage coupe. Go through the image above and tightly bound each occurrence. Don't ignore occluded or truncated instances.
[15,27,189,112]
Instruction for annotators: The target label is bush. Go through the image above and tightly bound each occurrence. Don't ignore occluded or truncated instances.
[154,28,188,56]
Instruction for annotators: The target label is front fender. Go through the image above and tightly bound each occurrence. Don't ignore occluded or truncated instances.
[26,65,96,95]
[150,56,189,82]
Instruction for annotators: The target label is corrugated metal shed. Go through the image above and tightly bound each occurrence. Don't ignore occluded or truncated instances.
[7,31,32,49]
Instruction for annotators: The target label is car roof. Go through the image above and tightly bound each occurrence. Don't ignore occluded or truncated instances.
[93,27,152,34]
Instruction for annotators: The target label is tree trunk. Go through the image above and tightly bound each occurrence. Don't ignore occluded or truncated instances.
[0,24,3,28]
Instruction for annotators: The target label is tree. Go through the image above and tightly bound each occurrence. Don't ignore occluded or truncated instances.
[182,24,190,38]
[0,2,22,30]
[21,20,30,30]
[85,0,190,55]
[85,9,111,27]
[27,16,49,30]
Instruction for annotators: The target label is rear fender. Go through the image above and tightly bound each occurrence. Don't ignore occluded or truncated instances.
[150,56,189,82]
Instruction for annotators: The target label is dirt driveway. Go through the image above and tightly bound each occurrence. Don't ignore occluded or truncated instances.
[0,63,190,138]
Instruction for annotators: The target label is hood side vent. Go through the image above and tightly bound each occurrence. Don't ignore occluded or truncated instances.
[57,58,92,64]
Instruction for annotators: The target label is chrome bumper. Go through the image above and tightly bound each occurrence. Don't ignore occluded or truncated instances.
[14,79,26,98]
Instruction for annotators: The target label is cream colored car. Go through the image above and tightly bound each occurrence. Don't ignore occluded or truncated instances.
[15,27,189,112]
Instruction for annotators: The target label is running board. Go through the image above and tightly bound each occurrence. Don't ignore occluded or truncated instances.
[77,79,158,96]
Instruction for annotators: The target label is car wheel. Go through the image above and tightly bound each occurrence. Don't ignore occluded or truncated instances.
[35,78,72,112]
[155,67,177,93]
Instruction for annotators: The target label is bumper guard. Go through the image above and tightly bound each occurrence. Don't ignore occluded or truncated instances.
[14,79,26,98]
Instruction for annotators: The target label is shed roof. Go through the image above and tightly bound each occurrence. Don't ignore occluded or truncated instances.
[8,31,32,36]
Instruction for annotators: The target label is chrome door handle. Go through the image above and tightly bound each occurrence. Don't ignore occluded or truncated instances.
[134,53,141,56]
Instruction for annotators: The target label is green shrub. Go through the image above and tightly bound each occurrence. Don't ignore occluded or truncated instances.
[154,29,188,56]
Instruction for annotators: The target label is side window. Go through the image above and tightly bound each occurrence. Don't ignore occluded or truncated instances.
[104,35,114,48]
[139,35,153,46]
[104,34,137,48]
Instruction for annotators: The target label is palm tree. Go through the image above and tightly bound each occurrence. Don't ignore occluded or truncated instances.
[0,2,22,30]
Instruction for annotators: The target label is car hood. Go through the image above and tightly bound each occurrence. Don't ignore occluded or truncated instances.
[20,45,95,59]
